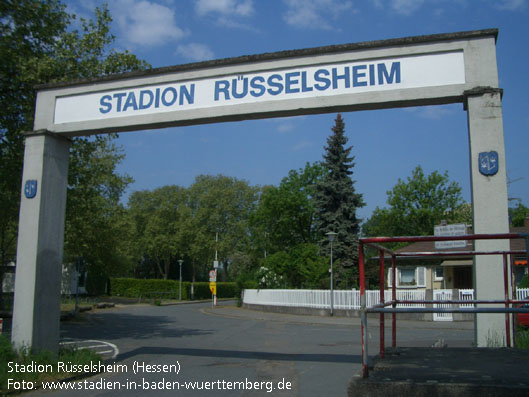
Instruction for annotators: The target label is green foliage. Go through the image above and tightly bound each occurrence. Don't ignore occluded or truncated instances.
[256,266,286,289]
[85,267,108,296]
[0,334,101,393]
[109,278,189,300]
[363,165,465,238]
[0,1,149,293]
[250,162,325,257]
[314,114,364,282]
[109,278,237,300]
[235,276,258,306]
[127,186,190,279]
[189,282,237,299]
[188,175,258,281]
[262,243,329,289]
[126,176,257,282]
[519,275,529,289]
[515,329,529,349]
[510,202,529,227]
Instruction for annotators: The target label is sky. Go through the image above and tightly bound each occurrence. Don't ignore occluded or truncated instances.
[63,0,529,223]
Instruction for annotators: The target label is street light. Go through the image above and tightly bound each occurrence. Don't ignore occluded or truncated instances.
[326,231,337,316]
[178,259,183,301]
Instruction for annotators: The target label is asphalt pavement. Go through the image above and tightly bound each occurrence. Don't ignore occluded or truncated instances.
[21,301,474,396]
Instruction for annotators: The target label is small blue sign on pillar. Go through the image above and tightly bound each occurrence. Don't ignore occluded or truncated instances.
[24,180,38,199]
[478,151,499,176]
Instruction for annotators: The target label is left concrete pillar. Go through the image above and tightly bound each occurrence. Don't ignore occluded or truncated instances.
[11,132,70,353]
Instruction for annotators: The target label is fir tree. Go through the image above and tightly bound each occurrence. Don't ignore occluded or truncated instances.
[314,114,364,286]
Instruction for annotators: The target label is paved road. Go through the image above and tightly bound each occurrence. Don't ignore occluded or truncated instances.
[27,301,473,396]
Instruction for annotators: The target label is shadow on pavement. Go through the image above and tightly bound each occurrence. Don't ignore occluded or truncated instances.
[117,346,360,364]
[60,312,214,341]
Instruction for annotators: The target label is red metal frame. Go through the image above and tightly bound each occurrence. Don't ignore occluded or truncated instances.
[358,232,529,378]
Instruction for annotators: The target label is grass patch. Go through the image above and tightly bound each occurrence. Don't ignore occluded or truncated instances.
[0,335,101,394]
[515,327,529,349]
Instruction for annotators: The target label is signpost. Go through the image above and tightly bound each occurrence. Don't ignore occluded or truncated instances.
[434,223,467,249]
[209,270,217,307]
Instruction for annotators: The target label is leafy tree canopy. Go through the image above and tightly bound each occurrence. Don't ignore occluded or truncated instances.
[363,165,466,237]
[249,162,325,257]
[0,1,149,291]
[510,202,529,227]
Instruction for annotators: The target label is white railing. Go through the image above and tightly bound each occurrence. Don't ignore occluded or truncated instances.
[243,289,426,310]
[517,288,529,300]
[243,288,529,312]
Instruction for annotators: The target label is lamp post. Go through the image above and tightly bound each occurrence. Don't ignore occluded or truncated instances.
[178,259,183,301]
[326,231,337,316]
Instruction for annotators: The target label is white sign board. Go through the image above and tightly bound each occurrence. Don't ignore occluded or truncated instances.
[53,51,464,125]
[434,223,467,249]
[209,270,216,282]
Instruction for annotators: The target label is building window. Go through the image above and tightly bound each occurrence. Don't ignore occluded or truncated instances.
[399,268,415,286]
[435,266,444,281]
[388,267,426,288]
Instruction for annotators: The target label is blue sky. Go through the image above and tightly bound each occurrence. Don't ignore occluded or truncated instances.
[64,0,529,223]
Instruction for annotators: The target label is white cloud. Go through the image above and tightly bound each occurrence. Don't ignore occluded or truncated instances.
[292,140,314,151]
[404,105,454,120]
[372,0,425,16]
[495,0,526,10]
[111,0,187,47]
[176,43,215,62]
[283,0,356,29]
[195,0,255,17]
[195,0,255,29]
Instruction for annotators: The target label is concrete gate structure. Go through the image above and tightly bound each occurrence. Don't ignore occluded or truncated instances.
[12,29,509,351]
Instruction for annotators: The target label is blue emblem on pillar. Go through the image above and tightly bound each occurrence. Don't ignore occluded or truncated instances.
[24,180,38,199]
[478,151,499,176]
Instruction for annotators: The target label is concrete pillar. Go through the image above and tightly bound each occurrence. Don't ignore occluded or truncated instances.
[466,89,510,347]
[11,132,70,353]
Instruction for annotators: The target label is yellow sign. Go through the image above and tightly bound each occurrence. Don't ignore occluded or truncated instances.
[209,282,216,295]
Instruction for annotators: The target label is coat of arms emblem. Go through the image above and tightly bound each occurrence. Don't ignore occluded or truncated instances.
[24,180,38,199]
[478,151,498,176]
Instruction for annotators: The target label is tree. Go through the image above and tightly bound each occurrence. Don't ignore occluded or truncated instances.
[127,186,190,280]
[0,1,149,299]
[188,175,258,282]
[249,162,325,258]
[363,165,465,238]
[314,114,364,285]
[509,202,529,227]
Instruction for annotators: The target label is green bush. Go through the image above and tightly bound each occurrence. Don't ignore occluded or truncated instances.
[187,282,237,300]
[109,278,189,300]
[85,268,108,296]
[109,278,237,300]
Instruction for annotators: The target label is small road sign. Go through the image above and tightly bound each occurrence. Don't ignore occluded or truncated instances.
[209,270,216,282]
[209,282,216,295]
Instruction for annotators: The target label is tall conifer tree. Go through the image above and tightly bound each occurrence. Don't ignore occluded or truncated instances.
[314,114,364,285]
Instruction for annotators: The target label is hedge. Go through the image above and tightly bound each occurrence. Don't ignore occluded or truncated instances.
[109,278,236,300]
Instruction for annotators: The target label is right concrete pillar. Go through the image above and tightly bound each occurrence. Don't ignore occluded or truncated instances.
[466,88,511,347]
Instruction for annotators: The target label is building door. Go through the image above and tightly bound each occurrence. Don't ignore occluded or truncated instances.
[454,266,472,289]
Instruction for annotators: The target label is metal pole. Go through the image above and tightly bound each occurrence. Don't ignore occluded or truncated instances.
[503,253,511,347]
[511,254,517,347]
[178,259,183,301]
[379,249,385,358]
[359,241,368,378]
[330,239,334,316]
[391,254,397,348]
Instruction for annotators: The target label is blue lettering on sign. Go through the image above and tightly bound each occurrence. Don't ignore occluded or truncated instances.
[24,180,38,199]
[98,84,195,114]
[98,61,402,112]
[213,61,401,102]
